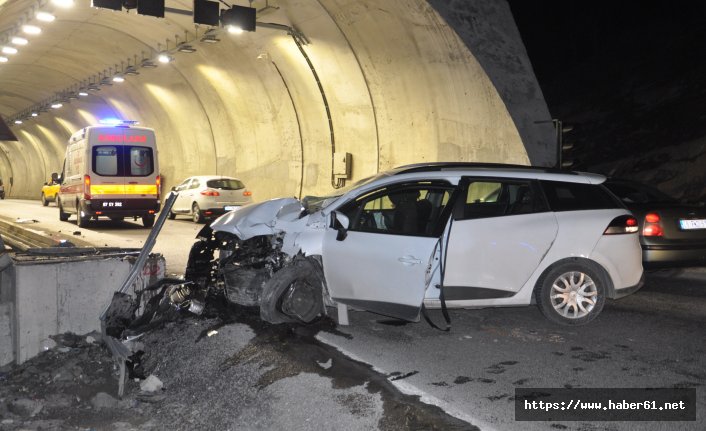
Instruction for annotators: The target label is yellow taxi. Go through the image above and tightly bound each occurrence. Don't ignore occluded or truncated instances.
[41,179,60,206]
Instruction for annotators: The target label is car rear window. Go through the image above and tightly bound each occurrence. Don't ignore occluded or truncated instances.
[604,182,677,204]
[92,145,154,177]
[207,179,245,190]
[540,181,622,211]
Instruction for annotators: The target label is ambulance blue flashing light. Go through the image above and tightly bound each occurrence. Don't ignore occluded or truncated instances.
[98,118,139,126]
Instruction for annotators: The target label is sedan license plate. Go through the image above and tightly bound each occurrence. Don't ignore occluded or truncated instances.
[679,219,706,230]
[224,205,240,211]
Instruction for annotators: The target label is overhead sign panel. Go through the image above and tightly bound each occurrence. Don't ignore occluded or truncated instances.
[138,0,165,18]
[194,0,220,26]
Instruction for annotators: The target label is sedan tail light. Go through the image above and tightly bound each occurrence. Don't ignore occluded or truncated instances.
[604,215,639,235]
[643,212,663,236]
[243,190,252,197]
[201,189,220,197]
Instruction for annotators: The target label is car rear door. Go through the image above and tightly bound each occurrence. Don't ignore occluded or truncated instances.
[322,181,455,321]
[442,178,557,300]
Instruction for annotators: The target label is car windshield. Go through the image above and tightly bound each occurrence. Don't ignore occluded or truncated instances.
[207,178,245,190]
[605,181,677,204]
[301,173,390,212]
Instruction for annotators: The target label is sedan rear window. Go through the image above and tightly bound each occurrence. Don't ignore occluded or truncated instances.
[207,179,245,190]
[540,181,622,211]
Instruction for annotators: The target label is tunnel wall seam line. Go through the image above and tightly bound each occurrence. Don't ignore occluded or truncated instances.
[314,0,381,173]
[271,60,305,199]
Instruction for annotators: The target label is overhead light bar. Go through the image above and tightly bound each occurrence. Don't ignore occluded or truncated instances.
[14,120,23,125]
[31,112,38,117]
[2,46,18,55]
[0,56,7,63]
[200,33,220,43]
[22,25,42,35]
[124,65,140,75]
[112,74,124,82]
[36,11,56,22]
[11,37,28,46]
[78,91,89,96]
[51,102,63,109]
[141,58,157,68]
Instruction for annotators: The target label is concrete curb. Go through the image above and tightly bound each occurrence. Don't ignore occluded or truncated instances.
[0,215,92,251]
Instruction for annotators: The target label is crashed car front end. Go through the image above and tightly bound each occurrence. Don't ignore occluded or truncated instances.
[184,197,333,323]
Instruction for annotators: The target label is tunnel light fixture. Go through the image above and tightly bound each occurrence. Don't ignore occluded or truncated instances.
[220,5,256,32]
[177,43,197,53]
[157,52,173,63]
[14,119,23,124]
[141,58,157,68]
[124,65,140,75]
[11,37,28,46]
[0,56,7,63]
[36,11,56,22]
[51,102,63,109]
[78,91,89,96]
[226,25,244,35]
[52,0,75,7]
[200,34,220,43]
[112,74,125,83]
[22,25,42,35]
[2,46,18,55]
[31,112,38,117]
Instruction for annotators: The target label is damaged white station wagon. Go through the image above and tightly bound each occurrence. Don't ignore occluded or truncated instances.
[184,163,644,327]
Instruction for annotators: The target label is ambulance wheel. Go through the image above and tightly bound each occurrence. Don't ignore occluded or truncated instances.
[59,201,70,222]
[192,203,203,224]
[142,215,155,228]
[77,209,90,228]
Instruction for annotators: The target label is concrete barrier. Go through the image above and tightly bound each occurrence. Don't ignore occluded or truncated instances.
[0,216,92,251]
[0,250,165,366]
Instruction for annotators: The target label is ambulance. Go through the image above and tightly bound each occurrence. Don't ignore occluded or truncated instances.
[56,120,161,228]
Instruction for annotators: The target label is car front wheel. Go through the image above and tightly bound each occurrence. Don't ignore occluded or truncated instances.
[260,259,324,324]
[41,193,48,206]
[535,260,606,326]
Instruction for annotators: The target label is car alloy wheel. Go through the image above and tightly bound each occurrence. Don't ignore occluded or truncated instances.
[192,203,203,223]
[535,259,606,326]
[41,193,48,206]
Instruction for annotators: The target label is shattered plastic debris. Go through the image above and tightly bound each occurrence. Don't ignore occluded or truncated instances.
[15,218,39,224]
[139,375,163,393]
[207,330,218,337]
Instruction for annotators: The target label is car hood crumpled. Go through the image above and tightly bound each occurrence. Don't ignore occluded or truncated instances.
[209,197,305,240]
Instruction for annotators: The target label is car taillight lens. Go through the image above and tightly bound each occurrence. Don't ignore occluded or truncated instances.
[604,215,639,235]
[201,189,220,197]
[243,190,252,197]
[83,175,91,200]
[643,212,663,236]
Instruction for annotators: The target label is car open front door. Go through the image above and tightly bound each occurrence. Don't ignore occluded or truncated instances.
[321,182,454,321]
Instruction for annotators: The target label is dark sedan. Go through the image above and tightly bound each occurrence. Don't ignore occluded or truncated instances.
[604,179,706,268]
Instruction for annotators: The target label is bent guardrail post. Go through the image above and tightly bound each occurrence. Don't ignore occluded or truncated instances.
[99,191,177,321]
[99,191,177,398]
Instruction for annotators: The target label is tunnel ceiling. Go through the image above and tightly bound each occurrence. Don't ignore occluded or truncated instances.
[0,0,216,119]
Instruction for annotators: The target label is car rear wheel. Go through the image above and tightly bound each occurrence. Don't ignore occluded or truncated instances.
[192,203,203,223]
[41,193,49,206]
[260,259,324,324]
[535,260,606,326]
[168,210,176,220]
[59,200,69,222]
[142,215,155,228]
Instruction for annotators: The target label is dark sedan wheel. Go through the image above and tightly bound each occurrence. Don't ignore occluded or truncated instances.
[536,260,606,326]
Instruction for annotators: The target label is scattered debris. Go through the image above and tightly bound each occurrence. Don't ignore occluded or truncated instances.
[139,375,163,393]
[15,218,39,224]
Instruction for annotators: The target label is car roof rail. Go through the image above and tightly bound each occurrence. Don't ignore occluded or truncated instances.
[390,162,578,175]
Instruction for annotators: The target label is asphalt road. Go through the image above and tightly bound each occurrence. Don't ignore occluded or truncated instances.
[1,198,704,430]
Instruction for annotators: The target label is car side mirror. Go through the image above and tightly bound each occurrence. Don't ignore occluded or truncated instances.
[330,211,350,241]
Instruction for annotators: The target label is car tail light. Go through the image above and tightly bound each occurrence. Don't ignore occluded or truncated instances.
[156,174,161,200]
[243,190,252,197]
[643,212,664,236]
[604,215,639,235]
[201,189,220,197]
[83,175,91,200]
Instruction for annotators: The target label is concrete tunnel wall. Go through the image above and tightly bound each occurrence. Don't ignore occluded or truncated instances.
[0,0,554,201]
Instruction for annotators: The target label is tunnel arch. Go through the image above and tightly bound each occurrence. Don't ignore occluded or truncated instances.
[1,0,554,200]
